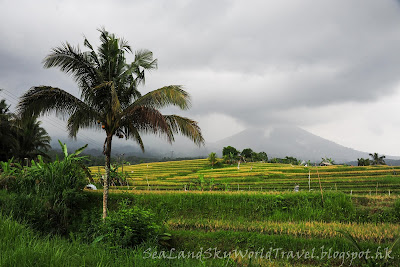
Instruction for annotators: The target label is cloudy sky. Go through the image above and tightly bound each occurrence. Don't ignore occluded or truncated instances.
[2,0,400,155]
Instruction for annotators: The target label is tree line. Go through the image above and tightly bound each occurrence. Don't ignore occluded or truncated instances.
[357,153,386,166]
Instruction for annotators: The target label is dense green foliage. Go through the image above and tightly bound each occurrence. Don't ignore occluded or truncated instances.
[270,156,300,164]
[240,148,253,159]
[0,144,88,234]
[0,93,51,162]
[222,146,239,157]
[357,157,371,166]
[99,200,161,248]
[0,142,166,252]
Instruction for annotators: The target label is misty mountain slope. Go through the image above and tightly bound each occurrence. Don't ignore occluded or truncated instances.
[51,126,397,163]
[209,126,373,162]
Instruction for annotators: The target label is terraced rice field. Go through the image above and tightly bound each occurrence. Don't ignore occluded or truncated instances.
[89,159,400,195]
[86,159,400,265]
[87,190,400,266]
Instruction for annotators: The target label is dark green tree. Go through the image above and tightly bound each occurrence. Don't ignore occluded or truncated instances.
[13,115,51,162]
[284,156,299,165]
[222,146,239,157]
[369,153,385,165]
[357,158,370,166]
[0,95,16,161]
[0,93,51,163]
[241,148,253,161]
[17,28,204,219]
[257,151,268,162]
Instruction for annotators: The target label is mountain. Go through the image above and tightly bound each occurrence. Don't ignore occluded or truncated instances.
[49,126,398,163]
[49,135,208,159]
[209,126,396,163]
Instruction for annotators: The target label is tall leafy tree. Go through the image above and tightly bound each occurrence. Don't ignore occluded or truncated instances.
[369,153,386,165]
[241,148,253,161]
[0,92,51,163]
[13,115,51,162]
[222,146,239,157]
[0,94,17,161]
[17,28,204,219]
[257,152,268,162]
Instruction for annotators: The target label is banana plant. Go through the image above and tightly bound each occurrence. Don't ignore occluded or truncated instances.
[57,140,94,183]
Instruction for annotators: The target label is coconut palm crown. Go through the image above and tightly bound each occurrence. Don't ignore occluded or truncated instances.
[369,153,386,165]
[17,28,204,219]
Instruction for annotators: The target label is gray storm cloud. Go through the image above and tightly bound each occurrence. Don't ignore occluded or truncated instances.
[1,0,400,154]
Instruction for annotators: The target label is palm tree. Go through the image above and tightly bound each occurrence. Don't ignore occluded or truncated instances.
[369,153,386,165]
[207,152,217,167]
[0,93,50,163]
[13,115,51,162]
[0,94,17,161]
[17,28,204,219]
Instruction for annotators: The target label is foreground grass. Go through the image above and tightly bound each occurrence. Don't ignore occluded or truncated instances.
[170,230,400,266]
[2,189,400,266]
[0,214,233,267]
[5,211,394,266]
[86,190,400,265]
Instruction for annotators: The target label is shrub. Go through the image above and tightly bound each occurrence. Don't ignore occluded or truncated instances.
[1,142,89,235]
[0,159,22,191]
[98,200,161,248]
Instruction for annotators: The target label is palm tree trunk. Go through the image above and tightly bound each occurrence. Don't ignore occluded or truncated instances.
[103,134,113,220]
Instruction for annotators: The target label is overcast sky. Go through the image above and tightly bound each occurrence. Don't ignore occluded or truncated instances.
[2,0,400,155]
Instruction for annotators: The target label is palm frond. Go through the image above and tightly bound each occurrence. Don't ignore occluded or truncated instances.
[124,124,145,152]
[119,38,132,53]
[122,106,171,141]
[67,107,100,138]
[17,86,92,119]
[83,36,101,68]
[134,49,158,70]
[164,115,204,146]
[43,42,98,86]
[125,86,191,114]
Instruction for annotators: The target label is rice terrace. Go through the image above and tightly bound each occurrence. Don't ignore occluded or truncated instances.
[93,159,400,194]
[82,159,400,266]
[3,1,400,266]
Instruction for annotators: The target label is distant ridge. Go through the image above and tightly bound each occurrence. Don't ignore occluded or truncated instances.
[209,126,395,163]
[50,126,399,163]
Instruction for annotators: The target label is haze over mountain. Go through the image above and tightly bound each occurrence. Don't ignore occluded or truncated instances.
[51,125,398,163]
[209,126,377,163]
